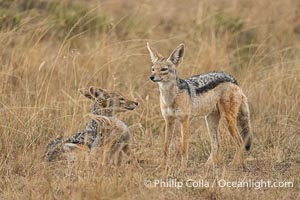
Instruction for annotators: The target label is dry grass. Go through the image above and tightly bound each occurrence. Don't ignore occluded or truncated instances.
[0,0,300,199]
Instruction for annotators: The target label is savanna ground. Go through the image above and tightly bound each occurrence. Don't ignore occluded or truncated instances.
[0,0,300,199]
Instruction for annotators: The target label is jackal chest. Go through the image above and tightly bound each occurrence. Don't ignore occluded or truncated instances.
[160,92,191,118]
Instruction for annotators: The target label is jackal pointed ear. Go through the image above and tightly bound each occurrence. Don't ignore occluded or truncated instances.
[80,88,94,100]
[89,87,109,100]
[147,43,163,63]
[168,43,185,65]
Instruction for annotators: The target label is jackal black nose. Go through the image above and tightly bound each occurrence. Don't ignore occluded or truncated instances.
[149,75,154,81]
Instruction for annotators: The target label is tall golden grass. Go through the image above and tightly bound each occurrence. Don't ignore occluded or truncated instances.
[0,0,299,199]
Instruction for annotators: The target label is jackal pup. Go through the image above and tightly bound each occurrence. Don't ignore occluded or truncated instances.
[147,43,252,168]
[45,87,138,162]
[87,90,140,167]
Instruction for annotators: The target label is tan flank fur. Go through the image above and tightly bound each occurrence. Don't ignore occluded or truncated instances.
[147,43,252,169]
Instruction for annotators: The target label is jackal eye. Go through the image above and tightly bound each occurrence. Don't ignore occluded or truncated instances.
[161,68,168,71]
[120,97,125,101]
[96,99,104,104]
[151,68,154,72]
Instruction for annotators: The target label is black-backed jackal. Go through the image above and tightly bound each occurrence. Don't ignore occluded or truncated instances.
[147,43,252,169]
[45,86,138,165]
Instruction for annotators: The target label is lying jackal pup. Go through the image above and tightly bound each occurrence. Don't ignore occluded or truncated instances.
[45,87,138,163]
[147,43,252,168]
[88,90,140,167]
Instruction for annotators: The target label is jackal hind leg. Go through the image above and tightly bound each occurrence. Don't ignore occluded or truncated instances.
[220,100,244,166]
[205,109,221,166]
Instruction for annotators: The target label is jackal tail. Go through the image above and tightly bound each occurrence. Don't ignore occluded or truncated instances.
[238,96,252,151]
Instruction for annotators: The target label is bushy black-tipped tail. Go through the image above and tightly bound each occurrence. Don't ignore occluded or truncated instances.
[238,97,253,151]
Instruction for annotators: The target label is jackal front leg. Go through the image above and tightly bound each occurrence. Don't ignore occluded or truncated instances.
[163,116,176,167]
[180,116,190,170]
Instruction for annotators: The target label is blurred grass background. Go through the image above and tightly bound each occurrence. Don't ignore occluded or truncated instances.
[0,0,299,199]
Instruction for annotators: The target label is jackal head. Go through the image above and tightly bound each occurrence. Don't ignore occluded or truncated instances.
[147,43,185,82]
[80,87,138,112]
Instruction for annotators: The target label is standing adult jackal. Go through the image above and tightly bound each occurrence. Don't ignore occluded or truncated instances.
[147,43,252,169]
